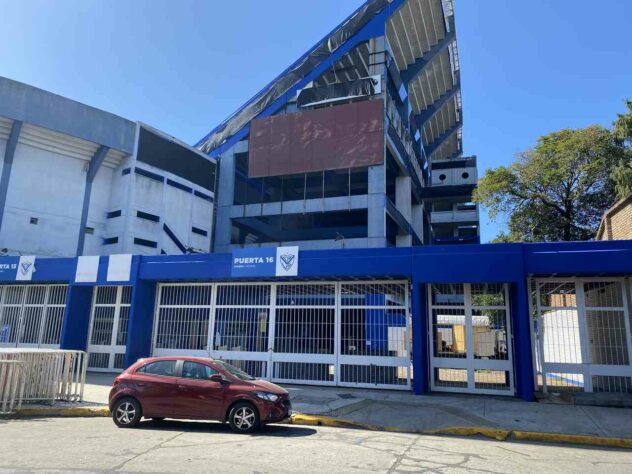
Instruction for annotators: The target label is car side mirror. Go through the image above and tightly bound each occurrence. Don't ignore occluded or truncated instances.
[210,374,228,384]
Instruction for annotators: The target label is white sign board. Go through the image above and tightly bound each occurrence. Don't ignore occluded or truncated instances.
[75,255,100,283]
[107,254,132,282]
[275,246,299,277]
[15,256,35,281]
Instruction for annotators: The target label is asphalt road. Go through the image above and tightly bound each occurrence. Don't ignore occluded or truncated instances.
[0,417,630,473]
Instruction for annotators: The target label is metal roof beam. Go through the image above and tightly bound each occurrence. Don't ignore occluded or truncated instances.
[425,121,461,157]
[400,18,455,85]
[414,84,459,125]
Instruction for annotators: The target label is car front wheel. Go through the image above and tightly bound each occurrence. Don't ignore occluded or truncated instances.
[112,397,142,428]
[228,402,260,433]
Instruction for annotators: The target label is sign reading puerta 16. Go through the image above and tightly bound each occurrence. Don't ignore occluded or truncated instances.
[231,246,299,278]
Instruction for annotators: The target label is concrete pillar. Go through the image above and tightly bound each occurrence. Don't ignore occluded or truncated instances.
[395,176,412,221]
[412,203,424,244]
[214,147,237,252]
[367,165,386,247]
[396,175,412,247]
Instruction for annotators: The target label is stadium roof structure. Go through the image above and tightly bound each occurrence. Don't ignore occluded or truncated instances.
[196,0,462,164]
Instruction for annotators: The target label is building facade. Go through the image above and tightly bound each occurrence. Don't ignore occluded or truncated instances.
[0,241,631,398]
[0,77,217,257]
[200,0,479,252]
[597,195,632,241]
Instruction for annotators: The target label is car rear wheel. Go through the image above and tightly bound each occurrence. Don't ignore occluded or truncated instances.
[228,402,259,433]
[112,397,142,428]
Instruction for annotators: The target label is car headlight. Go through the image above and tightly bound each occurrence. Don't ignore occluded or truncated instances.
[255,392,279,402]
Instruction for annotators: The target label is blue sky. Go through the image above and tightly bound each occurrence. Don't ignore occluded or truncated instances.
[1,0,631,242]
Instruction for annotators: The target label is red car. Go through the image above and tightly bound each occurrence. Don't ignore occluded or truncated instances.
[109,356,291,433]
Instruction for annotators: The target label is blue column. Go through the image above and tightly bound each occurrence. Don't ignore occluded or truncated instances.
[411,281,429,394]
[76,145,109,255]
[125,280,157,368]
[511,281,535,401]
[60,285,94,351]
[0,120,22,232]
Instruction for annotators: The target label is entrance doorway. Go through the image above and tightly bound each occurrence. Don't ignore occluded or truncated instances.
[531,278,632,393]
[429,283,515,395]
[87,286,131,372]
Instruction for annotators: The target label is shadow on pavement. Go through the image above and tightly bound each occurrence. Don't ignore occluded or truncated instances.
[135,419,317,437]
[86,372,117,387]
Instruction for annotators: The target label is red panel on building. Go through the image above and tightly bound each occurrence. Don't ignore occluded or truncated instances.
[249,99,384,178]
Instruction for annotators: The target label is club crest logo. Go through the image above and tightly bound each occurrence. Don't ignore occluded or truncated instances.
[20,262,32,275]
[279,253,295,272]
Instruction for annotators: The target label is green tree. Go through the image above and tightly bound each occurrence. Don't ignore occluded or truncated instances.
[612,99,632,199]
[474,126,625,242]
[613,99,632,145]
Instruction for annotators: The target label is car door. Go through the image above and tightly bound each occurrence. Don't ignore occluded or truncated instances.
[132,360,179,417]
[173,361,225,420]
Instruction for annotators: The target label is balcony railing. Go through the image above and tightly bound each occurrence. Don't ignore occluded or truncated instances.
[431,209,479,224]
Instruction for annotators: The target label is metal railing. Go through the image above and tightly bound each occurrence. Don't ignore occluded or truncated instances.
[0,360,25,415]
[0,349,87,406]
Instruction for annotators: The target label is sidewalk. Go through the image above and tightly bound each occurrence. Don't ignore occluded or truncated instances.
[20,373,632,447]
[283,385,632,442]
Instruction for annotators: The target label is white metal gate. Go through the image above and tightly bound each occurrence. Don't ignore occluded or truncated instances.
[429,283,514,395]
[531,277,632,393]
[0,285,68,349]
[87,286,132,372]
[152,281,411,390]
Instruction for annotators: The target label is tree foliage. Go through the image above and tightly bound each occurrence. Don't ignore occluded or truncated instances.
[474,126,626,242]
[613,99,632,145]
[612,99,632,199]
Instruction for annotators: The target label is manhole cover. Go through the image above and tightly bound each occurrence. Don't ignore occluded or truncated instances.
[337,393,356,399]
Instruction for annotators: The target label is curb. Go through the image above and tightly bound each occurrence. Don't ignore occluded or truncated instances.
[287,413,632,449]
[14,406,110,418]
[11,408,632,449]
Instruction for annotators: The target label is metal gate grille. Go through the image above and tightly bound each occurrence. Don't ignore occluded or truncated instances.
[272,283,336,385]
[429,283,514,395]
[214,284,270,378]
[154,284,213,353]
[152,281,411,390]
[0,285,68,348]
[87,286,131,372]
[531,277,632,393]
[339,283,410,388]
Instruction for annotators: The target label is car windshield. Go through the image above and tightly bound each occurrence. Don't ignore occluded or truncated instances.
[213,360,256,381]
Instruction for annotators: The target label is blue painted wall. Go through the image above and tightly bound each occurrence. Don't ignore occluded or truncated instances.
[2,240,631,401]
[59,285,93,351]
[124,280,157,367]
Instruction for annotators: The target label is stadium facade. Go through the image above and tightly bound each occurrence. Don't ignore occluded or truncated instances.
[0,77,216,259]
[199,0,479,252]
[0,1,631,399]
